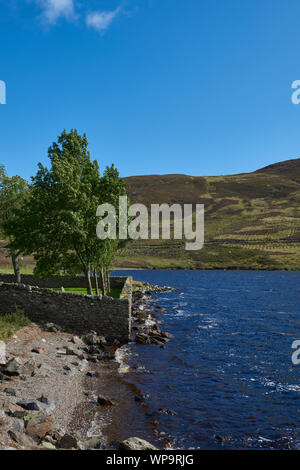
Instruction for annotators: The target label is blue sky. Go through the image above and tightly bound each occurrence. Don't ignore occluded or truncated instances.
[1,0,300,181]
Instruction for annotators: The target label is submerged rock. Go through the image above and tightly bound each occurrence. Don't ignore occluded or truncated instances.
[97,395,115,406]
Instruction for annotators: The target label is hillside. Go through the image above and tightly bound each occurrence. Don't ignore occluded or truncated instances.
[114,158,300,270]
[1,158,300,272]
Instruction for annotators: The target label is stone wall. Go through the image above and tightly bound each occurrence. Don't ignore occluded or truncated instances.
[0,277,132,344]
[0,274,127,291]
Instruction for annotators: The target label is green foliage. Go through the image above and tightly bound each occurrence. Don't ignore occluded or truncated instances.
[0,306,31,340]
[4,130,127,293]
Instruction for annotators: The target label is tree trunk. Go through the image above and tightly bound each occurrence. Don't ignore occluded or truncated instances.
[107,269,111,294]
[94,270,99,296]
[85,268,93,295]
[100,266,106,295]
[12,252,21,284]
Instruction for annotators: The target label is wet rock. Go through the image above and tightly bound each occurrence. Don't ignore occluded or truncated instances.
[4,387,16,397]
[17,400,42,411]
[97,395,115,406]
[158,408,177,416]
[4,357,24,376]
[119,437,157,451]
[25,412,54,441]
[134,393,150,402]
[58,433,78,449]
[0,341,6,365]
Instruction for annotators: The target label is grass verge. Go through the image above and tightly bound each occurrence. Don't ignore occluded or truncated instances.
[0,307,31,341]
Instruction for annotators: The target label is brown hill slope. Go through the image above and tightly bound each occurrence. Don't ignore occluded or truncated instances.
[115,158,300,270]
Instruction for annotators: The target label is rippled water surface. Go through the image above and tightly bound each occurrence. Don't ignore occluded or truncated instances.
[112,270,300,449]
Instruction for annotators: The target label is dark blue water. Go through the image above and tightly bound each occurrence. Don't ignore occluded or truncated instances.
[113,270,300,449]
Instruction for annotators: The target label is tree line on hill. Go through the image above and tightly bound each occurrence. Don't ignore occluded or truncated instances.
[0,129,128,295]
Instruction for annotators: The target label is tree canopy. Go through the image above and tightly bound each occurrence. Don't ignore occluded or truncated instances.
[4,129,127,293]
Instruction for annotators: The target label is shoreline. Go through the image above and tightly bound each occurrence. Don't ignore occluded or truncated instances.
[0,282,173,450]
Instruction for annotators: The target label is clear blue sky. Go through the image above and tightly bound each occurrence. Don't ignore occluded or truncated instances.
[1,0,300,181]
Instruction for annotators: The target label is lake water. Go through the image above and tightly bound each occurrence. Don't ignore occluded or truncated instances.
[112,270,300,450]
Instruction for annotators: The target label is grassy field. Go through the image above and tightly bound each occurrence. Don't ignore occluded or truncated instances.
[0,307,31,340]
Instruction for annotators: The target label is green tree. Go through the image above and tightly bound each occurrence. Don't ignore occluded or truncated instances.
[0,167,29,282]
[5,130,127,294]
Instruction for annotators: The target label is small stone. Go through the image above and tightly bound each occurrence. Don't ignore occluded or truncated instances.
[86,371,99,378]
[31,348,44,354]
[4,387,16,397]
[23,358,37,375]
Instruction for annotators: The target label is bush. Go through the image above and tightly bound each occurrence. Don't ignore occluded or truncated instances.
[0,306,31,340]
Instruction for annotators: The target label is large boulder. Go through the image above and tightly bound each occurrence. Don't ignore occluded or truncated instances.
[119,437,157,451]
[0,341,6,365]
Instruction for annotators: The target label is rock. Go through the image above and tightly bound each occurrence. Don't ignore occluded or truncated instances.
[71,336,83,346]
[25,412,54,441]
[4,387,16,397]
[31,348,44,354]
[39,395,56,413]
[5,402,27,419]
[44,323,62,333]
[42,442,56,450]
[23,358,37,375]
[119,437,157,451]
[86,371,99,378]
[17,400,42,411]
[10,417,25,435]
[65,346,81,356]
[8,429,37,448]
[4,357,24,376]
[78,436,104,450]
[82,333,106,347]
[52,427,65,441]
[97,395,115,406]
[58,433,78,449]
[0,371,11,382]
[32,364,53,378]
[0,341,6,365]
